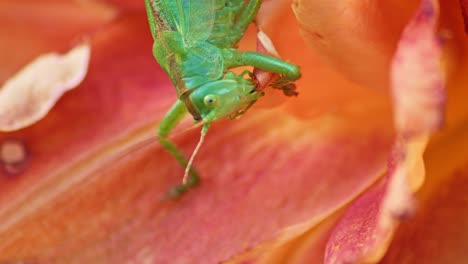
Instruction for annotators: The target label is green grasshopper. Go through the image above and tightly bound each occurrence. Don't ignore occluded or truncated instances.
[145,0,301,197]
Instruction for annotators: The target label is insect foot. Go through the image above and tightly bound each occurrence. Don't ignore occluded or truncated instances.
[281,83,299,97]
[165,173,200,199]
[274,83,299,97]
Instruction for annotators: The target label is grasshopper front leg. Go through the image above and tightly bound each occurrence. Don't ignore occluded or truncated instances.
[158,100,200,198]
[223,49,301,91]
[231,50,300,82]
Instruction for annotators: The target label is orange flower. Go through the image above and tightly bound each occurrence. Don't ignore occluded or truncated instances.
[0,1,466,263]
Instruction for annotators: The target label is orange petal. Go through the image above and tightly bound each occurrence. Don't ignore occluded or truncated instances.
[225,211,343,264]
[0,110,393,263]
[324,137,427,264]
[255,0,393,121]
[381,19,468,259]
[382,0,444,240]
[381,117,468,263]
[382,0,444,225]
[324,0,457,262]
[100,0,147,11]
[0,13,171,216]
[292,0,419,90]
[0,0,115,82]
[0,13,395,264]
[0,43,90,131]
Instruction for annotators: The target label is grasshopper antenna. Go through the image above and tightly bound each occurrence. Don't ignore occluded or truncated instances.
[182,123,210,184]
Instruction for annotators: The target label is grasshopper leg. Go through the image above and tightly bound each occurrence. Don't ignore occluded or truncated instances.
[223,49,301,84]
[158,100,200,198]
[222,0,300,95]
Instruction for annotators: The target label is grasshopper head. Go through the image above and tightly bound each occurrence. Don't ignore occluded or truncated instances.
[187,77,262,123]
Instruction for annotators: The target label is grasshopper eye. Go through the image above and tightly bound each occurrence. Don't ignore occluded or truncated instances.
[203,95,219,108]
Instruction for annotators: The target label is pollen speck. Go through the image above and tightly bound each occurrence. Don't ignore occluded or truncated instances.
[1,139,28,175]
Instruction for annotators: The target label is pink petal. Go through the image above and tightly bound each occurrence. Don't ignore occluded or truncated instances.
[382,133,468,263]
[325,0,446,262]
[325,180,387,264]
[386,0,444,220]
[325,137,427,264]
[227,212,342,264]
[0,13,395,264]
[391,0,445,135]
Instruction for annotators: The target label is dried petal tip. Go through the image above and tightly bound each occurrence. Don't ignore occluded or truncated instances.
[0,43,91,131]
[257,31,280,57]
[254,31,281,91]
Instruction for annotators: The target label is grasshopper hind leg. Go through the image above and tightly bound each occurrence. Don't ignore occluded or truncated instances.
[158,100,200,199]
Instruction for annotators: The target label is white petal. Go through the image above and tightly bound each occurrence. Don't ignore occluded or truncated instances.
[0,43,90,131]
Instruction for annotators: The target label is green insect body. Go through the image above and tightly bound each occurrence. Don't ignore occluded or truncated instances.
[145,0,301,197]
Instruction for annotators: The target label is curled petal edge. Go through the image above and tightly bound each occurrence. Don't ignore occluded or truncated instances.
[325,0,445,263]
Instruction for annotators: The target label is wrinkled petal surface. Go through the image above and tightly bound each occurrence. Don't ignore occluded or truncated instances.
[324,1,445,263]
[6,0,467,262]
[0,8,395,264]
[322,0,468,263]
